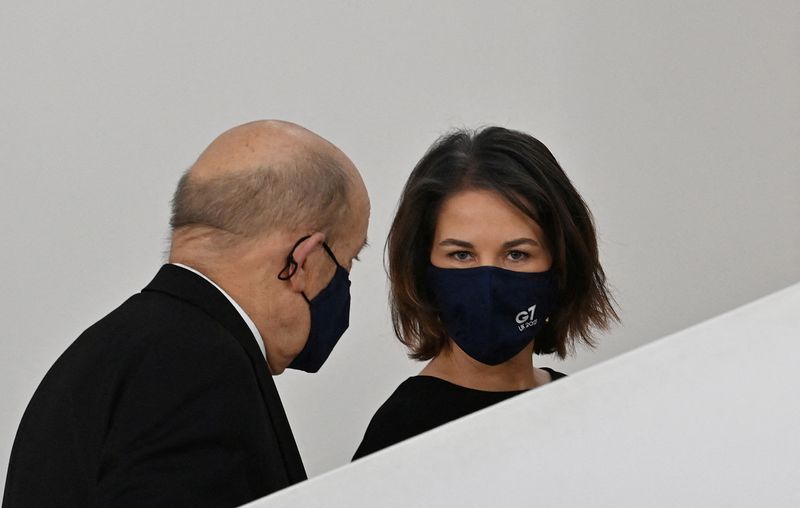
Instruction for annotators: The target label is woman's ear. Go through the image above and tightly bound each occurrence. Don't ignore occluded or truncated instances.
[287,232,326,294]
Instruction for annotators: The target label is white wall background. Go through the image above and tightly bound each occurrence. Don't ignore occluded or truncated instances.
[1,0,798,493]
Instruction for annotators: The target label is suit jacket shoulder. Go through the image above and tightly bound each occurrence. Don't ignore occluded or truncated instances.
[3,265,306,508]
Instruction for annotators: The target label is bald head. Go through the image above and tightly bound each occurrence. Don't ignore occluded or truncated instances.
[190,120,352,181]
[170,120,367,248]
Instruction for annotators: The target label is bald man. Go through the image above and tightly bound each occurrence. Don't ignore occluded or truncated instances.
[3,121,370,507]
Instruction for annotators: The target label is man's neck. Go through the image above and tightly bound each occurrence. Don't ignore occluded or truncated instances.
[170,262,271,371]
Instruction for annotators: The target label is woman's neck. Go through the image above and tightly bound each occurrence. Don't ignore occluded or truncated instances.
[420,341,549,392]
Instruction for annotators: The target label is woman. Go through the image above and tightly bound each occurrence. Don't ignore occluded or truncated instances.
[352,126,618,460]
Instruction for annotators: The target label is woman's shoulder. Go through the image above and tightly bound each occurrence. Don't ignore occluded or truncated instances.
[362,377,447,430]
[352,376,465,460]
[540,367,568,381]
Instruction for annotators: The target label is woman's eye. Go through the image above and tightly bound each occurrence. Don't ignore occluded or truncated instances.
[450,251,473,262]
[507,250,529,262]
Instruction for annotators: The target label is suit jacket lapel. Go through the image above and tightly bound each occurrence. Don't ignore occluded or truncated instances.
[142,264,307,483]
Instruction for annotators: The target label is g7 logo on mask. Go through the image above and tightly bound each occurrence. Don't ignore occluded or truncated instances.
[515,305,539,331]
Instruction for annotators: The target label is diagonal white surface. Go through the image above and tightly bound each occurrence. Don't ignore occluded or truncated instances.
[245,281,800,508]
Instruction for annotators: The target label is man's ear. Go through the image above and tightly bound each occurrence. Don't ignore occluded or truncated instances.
[287,232,326,294]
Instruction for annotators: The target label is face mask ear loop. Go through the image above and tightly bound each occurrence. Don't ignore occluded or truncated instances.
[277,235,313,281]
[320,242,343,269]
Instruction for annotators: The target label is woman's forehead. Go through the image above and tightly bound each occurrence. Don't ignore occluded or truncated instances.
[434,189,543,240]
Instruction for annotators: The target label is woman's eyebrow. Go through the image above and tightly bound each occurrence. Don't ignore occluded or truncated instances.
[439,239,474,248]
[502,238,540,248]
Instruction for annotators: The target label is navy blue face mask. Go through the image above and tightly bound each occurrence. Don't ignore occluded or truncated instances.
[427,264,558,365]
[278,236,351,373]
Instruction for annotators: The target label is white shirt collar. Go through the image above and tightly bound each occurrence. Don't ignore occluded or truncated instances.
[171,263,269,366]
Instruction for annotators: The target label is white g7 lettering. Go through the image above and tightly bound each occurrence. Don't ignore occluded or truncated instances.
[515,305,536,324]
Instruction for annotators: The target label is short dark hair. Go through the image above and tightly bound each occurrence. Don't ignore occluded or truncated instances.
[170,150,351,244]
[387,126,618,360]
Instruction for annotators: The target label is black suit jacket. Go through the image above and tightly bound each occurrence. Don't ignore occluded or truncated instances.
[3,264,306,507]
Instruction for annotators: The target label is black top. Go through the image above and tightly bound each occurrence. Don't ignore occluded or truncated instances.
[3,265,306,508]
[352,367,567,460]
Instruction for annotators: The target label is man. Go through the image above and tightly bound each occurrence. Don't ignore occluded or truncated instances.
[3,120,370,507]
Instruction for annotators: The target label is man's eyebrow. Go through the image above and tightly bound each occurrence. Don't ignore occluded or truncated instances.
[502,238,540,248]
[438,239,474,248]
[352,238,369,262]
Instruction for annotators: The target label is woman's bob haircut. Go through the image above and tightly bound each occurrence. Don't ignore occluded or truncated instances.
[387,126,618,360]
